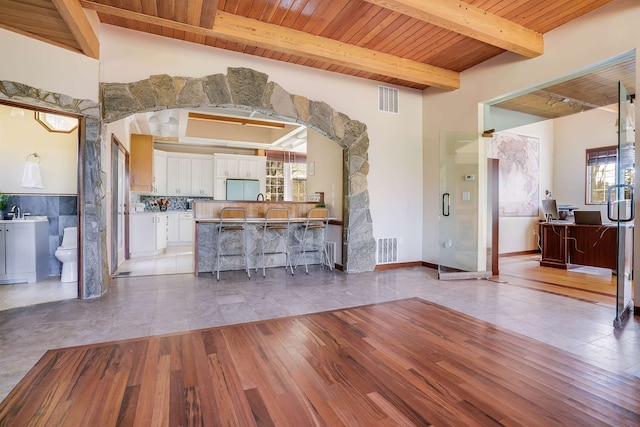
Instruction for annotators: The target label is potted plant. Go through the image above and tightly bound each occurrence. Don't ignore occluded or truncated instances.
[0,192,8,219]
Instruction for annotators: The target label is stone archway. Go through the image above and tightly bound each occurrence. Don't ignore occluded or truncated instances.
[102,67,376,274]
[0,80,104,298]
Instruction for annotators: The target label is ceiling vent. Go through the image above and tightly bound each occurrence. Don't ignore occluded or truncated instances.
[378,85,399,114]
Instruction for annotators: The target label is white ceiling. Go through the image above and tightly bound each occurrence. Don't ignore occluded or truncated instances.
[128,107,308,152]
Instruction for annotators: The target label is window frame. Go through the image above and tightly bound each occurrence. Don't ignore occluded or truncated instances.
[585,144,635,205]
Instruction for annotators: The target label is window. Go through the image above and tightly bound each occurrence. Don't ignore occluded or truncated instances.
[586,145,635,204]
[265,151,307,201]
[34,111,78,133]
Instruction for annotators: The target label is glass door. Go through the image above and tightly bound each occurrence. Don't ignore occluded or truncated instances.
[609,81,635,328]
[438,132,489,279]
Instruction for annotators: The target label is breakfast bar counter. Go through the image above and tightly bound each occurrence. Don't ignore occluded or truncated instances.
[193,201,341,275]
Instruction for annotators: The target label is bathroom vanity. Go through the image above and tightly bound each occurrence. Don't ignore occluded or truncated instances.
[0,217,49,284]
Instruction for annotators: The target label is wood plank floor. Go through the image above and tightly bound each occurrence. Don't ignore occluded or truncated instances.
[498,254,617,305]
[1,298,638,426]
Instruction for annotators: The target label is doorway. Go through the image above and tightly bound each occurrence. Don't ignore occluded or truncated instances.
[0,101,81,309]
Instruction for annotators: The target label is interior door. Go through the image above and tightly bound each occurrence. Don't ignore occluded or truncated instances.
[117,149,126,265]
[438,132,489,279]
[610,81,635,328]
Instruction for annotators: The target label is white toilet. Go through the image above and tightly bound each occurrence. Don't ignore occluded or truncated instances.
[55,227,78,283]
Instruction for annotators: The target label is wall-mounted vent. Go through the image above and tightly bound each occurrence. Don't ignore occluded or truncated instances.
[378,86,399,114]
[377,237,398,264]
[324,241,337,267]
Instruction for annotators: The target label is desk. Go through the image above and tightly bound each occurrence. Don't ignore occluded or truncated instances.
[539,222,632,271]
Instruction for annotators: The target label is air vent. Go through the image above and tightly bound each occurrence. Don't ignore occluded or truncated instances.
[324,241,337,267]
[377,237,398,264]
[378,86,399,114]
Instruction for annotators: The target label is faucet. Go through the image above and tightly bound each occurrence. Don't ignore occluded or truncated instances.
[256,193,264,201]
[10,205,21,219]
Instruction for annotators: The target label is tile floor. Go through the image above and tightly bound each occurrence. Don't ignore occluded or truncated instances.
[0,277,77,311]
[0,265,639,402]
[115,244,194,277]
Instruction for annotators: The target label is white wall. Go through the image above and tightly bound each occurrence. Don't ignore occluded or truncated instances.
[423,0,640,269]
[100,25,424,263]
[496,120,554,254]
[0,28,99,102]
[306,130,344,221]
[553,107,619,218]
[0,105,77,195]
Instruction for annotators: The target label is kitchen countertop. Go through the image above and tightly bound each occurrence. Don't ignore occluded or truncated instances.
[130,210,194,215]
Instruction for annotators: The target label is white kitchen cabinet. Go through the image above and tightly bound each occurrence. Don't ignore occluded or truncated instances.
[213,154,266,200]
[130,214,167,257]
[152,150,167,195]
[166,155,191,196]
[238,157,263,179]
[0,219,49,284]
[167,212,179,243]
[191,155,214,196]
[179,212,194,243]
[214,155,239,178]
[167,212,193,244]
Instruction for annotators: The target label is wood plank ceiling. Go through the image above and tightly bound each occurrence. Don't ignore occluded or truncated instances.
[0,0,628,119]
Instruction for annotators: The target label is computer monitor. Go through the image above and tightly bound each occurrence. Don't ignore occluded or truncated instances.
[541,199,559,221]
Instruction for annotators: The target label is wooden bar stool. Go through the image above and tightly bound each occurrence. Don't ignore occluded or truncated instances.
[295,208,333,274]
[215,207,250,280]
[257,208,294,277]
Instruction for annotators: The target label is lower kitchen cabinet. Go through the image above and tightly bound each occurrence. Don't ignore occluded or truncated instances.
[167,212,194,245]
[130,213,167,257]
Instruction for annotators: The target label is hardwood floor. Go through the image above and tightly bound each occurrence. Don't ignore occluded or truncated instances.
[498,254,617,305]
[1,298,638,426]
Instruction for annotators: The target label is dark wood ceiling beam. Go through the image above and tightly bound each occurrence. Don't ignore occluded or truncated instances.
[363,0,543,58]
[80,1,459,90]
[52,0,99,59]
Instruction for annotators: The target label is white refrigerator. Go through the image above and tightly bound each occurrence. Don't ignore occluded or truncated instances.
[226,179,261,200]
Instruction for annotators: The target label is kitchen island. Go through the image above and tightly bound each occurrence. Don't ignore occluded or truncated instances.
[194,201,340,275]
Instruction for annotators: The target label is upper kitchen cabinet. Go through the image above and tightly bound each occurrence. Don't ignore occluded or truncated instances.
[191,154,214,197]
[166,154,191,196]
[130,134,154,192]
[153,150,167,195]
[238,157,266,180]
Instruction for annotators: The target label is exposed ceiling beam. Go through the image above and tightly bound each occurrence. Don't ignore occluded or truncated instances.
[188,112,286,129]
[364,0,543,58]
[212,11,459,90]
[52,0,99,59]
[80,2,460,90]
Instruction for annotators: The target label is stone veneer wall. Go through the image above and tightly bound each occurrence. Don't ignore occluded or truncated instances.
[0,81,104,298]
[0,66,376,299]
[102,68,376,273]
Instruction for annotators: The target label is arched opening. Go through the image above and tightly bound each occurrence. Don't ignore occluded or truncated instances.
[101,68,376,285]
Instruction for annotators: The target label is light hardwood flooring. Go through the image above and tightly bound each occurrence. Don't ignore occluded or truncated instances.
[498,253,617,305]
[1,298,638,426]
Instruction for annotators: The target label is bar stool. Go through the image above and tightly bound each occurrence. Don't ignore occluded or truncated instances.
[295,208,333,274]
[257,208,294,277]
[215,207,250,281]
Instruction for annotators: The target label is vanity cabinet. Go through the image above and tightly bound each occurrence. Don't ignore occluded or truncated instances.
[0,220,49,284]
[130,134,154,192]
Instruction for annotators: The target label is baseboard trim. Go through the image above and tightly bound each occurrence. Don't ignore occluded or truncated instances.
[374,261,422,271]
[500,250,540,257]
[422,261,438,270]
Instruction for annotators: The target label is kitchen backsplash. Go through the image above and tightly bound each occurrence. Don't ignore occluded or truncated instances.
[132,194,210,211]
